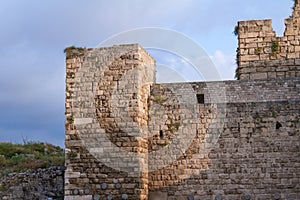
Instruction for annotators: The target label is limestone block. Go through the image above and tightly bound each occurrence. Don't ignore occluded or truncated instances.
[240,48,249,55]
[240,67,256,73]
[295,45,300,52]
[275,66,288,72]
[64,196,92,200]
[239,74,249,80]
[245,34,261,41]
[267,72,277,79]
[276,72,285,77]
[250,73,267,80]
[244,43,258,48]
[240,55,260,62]
[287,53,297,59]
[295,59,300,65]
[74,118,93,125]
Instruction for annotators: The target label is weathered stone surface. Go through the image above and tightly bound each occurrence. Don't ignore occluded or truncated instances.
[65,1,300,199]
[65,44,155,200]
[0,166,64,200]
[65,43,300,199]
[236,1,300,80]
[149,191,168,200]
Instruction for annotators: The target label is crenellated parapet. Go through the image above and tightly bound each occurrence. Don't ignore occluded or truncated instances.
[64,2,300,200]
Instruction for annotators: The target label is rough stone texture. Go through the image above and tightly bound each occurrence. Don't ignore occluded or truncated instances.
[65,44,155,200]
[148,100,300,200]
[146,80,300,199]
[65,2,300,200]
[236,1,300,80]
[65,44,300,199]
[0,166,64,200]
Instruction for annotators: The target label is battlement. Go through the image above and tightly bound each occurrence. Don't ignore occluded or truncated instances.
[236,0,300,80]
[64,44,300,200]
[64,3,300,200]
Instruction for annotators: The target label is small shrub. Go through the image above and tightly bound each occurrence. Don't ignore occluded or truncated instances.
[22,186,27,192]
[67,151,78,158]
[235,67,240,80]
[63,45,77,53]
[167,123,180,133]
[0,142,64,179]
[64,46,86,59]
[0,155,8,167]
[255,47,263,55]
[66,72,75,78]
[271,41,280,55]
[0,184,7,192]
[153,96,167,104]
[235,47,240,66]
[10,154,26,165]
[233,25,239,36]
[26,142,45,153]
[157,141,169,147]
[66,116,74,124]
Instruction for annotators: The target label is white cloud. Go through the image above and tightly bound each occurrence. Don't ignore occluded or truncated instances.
[210,50,236,80]
[0,0,293,146]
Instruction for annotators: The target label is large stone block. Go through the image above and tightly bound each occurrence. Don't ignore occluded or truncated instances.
[250,72,268,80]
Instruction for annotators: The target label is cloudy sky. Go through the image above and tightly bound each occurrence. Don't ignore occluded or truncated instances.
[0,0,293,147]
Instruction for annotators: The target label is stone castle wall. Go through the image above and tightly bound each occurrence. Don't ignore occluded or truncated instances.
[65,2,300,199]
[147,81,300,200]
[65,43,299,199]
[153,101,299,200]
[65,44,155,200]
[236,2,300,80]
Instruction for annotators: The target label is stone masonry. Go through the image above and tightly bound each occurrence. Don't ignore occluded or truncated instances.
[0,166,64,200]
[65,2,300,200]
[236,1,300,80]
[65,45,155,200]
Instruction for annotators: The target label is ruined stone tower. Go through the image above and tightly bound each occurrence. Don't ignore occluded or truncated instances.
[236,0,300,80]
[65,2,300,200]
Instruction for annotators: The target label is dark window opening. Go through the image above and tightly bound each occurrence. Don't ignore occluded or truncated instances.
[196,94,205,104]
[276,121,282,130]
[159,130,164,139]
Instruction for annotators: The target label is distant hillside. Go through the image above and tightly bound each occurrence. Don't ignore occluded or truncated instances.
[0,142,64,179]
